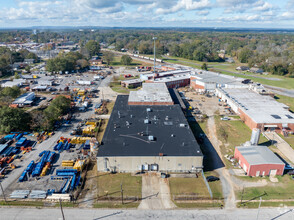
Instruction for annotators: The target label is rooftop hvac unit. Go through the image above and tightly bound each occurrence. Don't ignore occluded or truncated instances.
[144,119,150,124]
[179,123,186,127]
[146,108,151,112]
[148,136,155,141]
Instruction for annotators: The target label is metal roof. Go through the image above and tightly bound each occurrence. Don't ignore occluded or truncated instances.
[128,83,173,104]
[219,88,294,124]
[98,95,202,157]
[236,145,285,165]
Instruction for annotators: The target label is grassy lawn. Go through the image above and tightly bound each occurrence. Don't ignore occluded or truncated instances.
[213,69,294,90]
[238,201,294,208]
[204,171,223,199]
[110,75,142,94]
[107,55,150,67]
[169,177,210,198]
[96,119,108,143]
[93,202,139,208]
[215,116,268,156]
[163,55,294,90]
[236,175,294,201]
[97,173,142,198]
[274,95,294,112]
[174,201,223,208]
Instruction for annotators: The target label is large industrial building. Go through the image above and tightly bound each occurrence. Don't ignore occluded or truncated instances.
[97,83,203,173]
[216,88,294,135]
[190,71,249,92]
[234,145,285,176]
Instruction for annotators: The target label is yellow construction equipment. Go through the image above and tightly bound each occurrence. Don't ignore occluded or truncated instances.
[40,164,50,176]
[73,160,85,171]
[62,160,75,167]
[70,137,92,144]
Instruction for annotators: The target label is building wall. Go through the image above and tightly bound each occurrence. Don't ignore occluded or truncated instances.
[97,156,203,173]
[248,164,284,176]
[234,148,250,173]
[190,80,205,91]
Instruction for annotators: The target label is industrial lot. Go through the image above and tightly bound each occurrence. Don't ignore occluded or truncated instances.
[1,49,294,212]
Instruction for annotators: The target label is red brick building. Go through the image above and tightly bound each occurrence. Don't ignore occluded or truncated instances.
[234,146,285,176]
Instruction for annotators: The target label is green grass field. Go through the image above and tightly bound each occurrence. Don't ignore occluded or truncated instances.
[169,177,210,198]
[274,95,294,112]
[236,175,294,201]
[93,202,139,208]
[214,116,268,156]
[97,173,142,198]
[163,55,294,90]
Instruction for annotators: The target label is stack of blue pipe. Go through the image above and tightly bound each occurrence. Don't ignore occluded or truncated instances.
[19,160,35,182]
[32,151,50,177]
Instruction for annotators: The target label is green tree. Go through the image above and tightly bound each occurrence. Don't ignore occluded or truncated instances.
[14,72,20,79]
[44,96,71,122]
[121,55,132,66]
[201,63,208,71]
[0,106,31,133]
[84,40,100,58]
[238,48,252,63]
[103,51,114,65]
[0,86,21,98]
[76,59,89,69]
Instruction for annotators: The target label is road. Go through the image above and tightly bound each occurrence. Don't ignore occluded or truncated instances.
[206,116,236,209]
[138,173,176,210]
[1,207,294,220]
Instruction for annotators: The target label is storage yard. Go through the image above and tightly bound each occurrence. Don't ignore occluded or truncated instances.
[0,74,106,203]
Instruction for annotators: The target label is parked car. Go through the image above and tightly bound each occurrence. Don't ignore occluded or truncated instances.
[221,116,230,121]
[206,176,220,182]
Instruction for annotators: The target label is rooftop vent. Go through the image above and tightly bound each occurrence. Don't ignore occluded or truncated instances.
[148,136,155,141]
[171,134,175,137]
[165,116,169,120]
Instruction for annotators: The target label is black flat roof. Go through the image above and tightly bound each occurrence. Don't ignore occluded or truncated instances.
[98,95,202,157]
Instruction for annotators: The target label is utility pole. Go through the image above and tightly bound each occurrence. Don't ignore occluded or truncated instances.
[0,182,6,203]
[256,196,262,220]
[59,198,65,220]
[241,186,244,205]
[153,37,157,76]
[120,183,124,205]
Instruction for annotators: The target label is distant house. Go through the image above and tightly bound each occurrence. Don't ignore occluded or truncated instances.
[225,57,235,63]
[250,67,263,74]
[89,56,103,66]
[24,59,35,65]
[236,66,249,71]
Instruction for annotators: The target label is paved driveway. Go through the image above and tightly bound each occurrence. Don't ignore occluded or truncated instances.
[138,172,176,210]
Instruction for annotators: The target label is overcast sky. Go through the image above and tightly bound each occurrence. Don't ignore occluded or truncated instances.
[0,0,293,28]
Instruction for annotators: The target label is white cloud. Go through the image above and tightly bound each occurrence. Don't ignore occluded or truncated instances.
[156,0,211,14]
[197,10,209,15]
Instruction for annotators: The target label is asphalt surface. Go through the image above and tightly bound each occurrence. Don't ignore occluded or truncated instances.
[1,207,294,220]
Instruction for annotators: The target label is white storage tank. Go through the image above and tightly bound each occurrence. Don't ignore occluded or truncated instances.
[250,128,260,145]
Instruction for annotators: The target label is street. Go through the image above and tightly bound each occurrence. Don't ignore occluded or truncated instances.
[1,207,294,220]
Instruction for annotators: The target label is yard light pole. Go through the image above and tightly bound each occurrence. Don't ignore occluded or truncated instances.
[153,37,157,76]
[0,182,6,203]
